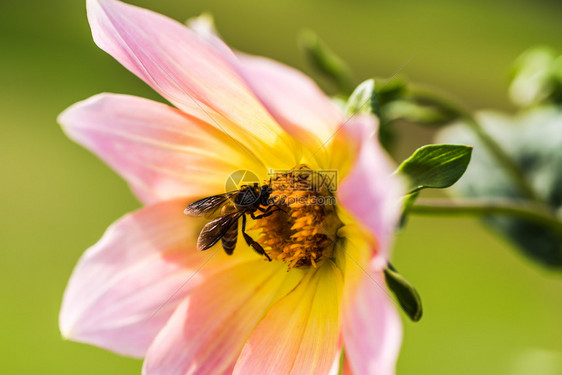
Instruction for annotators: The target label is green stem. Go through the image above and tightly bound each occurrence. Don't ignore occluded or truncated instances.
[409,198,562,239]
[409,87,543,202]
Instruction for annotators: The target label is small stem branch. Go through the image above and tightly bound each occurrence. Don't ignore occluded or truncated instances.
[462,117,542,202]
[409,198,562,238]
[409,87,542,202]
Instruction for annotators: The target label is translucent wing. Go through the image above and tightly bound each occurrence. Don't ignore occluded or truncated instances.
[197,212,243,251]
[184,191,238,218]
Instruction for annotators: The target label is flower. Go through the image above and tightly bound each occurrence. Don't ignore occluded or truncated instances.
[58,0,405,374]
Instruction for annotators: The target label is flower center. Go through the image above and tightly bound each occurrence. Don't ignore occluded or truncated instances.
[252,165,343,270]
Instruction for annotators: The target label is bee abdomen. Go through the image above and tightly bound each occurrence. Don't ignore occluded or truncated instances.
[221,220,238,255]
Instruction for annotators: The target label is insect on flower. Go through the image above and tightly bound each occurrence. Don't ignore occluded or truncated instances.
[58,0,406,373]
[184,180,282,260]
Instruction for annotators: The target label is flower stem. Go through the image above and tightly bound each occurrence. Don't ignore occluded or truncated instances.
[409,198,562,239]
[462,116,542,202]
[409,87,543,202]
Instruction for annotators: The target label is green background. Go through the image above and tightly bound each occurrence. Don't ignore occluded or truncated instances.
[1,0,561,374]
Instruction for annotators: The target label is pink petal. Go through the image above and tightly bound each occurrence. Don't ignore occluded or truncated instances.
[337,115,405,267]
[342,269,402,375]
[60,198,211,357]
[59,93,264,204]
[186,15,343,157]
[233,261,343,375]
[143,260,301,375]
[86,0,298,169]
[185,14,236,64]
[237,54,343,152]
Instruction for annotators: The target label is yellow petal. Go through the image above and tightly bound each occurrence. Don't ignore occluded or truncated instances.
[234,260,343,375]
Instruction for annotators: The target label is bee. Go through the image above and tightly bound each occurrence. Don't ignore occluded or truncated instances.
[184,182,282,260]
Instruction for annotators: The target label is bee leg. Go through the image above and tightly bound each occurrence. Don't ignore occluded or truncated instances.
[242,214,272,261]
[267,196,288,212]
[252,203,285,219]
[268,200,286,213]
[251,206,283,220]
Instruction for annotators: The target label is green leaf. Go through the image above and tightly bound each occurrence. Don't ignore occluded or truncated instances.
[376,78,407,104]
[299,31,354,94]
[509,46,562,107]
[375,79,408,152]
[437,109,562,267]
[384,99,458,126]
[398,192,419,228]
[397,144,473,193]
[384,264,423,322]
[345,79,379,116]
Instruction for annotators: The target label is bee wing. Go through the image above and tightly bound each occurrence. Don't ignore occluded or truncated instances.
[184,191,238,218]
[197,212,243,251]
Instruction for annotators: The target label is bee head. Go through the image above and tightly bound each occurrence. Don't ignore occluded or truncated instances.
[259,184,272,198]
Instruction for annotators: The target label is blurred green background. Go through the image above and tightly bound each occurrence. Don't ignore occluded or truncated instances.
[1,0,562,374]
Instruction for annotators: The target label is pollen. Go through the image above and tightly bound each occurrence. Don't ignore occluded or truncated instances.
[252,165,343,271]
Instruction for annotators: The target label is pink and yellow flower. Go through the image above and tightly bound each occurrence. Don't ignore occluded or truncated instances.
[58,0,405,374]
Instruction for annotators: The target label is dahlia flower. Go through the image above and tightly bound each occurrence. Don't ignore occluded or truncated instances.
[59,0,405,374]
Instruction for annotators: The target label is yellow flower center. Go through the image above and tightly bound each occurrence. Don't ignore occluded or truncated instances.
[252,165,343,270]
